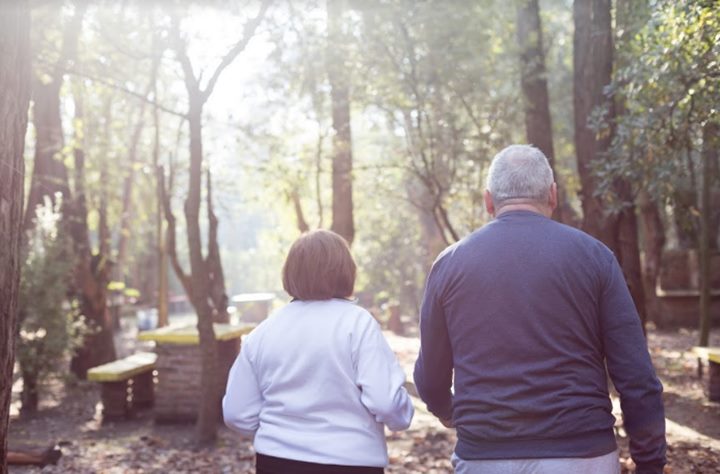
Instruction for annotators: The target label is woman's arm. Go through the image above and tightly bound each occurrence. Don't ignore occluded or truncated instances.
[354,315,414,432]
[222,345,263,437]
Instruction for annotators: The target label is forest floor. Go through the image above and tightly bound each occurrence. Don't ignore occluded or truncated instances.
[7,320,720,473]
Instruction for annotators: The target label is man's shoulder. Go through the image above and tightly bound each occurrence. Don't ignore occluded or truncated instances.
[551,220,615,257]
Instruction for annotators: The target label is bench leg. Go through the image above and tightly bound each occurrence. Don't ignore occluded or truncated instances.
[710,361,720,402]
[131,371,155,410]
[100,381,131,420]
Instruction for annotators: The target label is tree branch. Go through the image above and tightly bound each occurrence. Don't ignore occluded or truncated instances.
[200,0,272,102]
[63,66,187,119]
[158,165,192,296]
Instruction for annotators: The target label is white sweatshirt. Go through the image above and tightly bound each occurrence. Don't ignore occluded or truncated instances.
[223,298,414,467]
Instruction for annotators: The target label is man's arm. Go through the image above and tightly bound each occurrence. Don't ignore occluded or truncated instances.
[600,256,667,474]
[413,258,454,422]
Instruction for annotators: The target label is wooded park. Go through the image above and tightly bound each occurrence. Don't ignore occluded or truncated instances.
[0,0,719,472]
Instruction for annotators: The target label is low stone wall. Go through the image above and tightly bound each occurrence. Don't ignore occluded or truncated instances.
[654,249,720,327]
[154,339,240,422]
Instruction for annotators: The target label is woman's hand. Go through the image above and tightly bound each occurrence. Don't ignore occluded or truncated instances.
[439,417,454,428]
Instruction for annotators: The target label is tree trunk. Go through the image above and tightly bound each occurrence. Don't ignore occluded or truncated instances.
[613,0,649,328]
[23,81,68,231]
[206,169,229,324]
[23,2,85,231]
[68,89,116,378]
[614,184,647,329]
[185,99,221,445]
[573,0,616,245]
[114,114,145,284]
[115,57,160,285]
[638,191,666,325]
[20,370,38,414]
[327,0,355,245]
[0,2,31,469]
[169,2,269,444]
[515,0,575,224]
[407,178,447,269]
[699,121,717,346]
[153,94,169,328]
[289,188,310,233]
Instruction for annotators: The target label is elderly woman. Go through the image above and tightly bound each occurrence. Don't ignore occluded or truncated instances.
[223,229,414,474]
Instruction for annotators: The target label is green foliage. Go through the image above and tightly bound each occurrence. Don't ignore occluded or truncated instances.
[604,0,719,211]
[17,198,88,403]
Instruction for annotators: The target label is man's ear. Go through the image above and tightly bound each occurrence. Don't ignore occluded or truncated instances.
[484,190,495,216]
[549,182,558,211]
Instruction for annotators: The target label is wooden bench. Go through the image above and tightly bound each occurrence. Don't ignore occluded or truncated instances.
[87,352,157,420]
[691,346,720,402]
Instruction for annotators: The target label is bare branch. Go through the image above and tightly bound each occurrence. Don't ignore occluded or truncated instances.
[170,16,200,97]
[201,0,272,101]
[158,165,192,296]
[64,66,187,119]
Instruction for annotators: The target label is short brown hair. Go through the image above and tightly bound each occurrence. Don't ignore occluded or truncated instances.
[282,230,356,301]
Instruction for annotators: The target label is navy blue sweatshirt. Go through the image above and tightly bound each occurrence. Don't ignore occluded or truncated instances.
[414,211,666,473]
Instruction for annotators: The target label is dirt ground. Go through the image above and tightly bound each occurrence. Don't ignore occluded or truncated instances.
[7,324,720,473]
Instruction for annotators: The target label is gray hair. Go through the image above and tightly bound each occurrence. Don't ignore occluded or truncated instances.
[486,145,554,207]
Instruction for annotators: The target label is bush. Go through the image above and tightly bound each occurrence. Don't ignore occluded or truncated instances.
[17,197,87,413]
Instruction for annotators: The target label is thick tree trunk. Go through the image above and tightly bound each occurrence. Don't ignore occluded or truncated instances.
[573,0,616,244]
[327,0,355,245]
[23,81,68,231]
[515,0,575,224]
[574,0,648,327]
[23,2,85,231]
[0,2,31,469]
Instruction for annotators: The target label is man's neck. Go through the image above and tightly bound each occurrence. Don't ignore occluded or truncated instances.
[495,203,550,218]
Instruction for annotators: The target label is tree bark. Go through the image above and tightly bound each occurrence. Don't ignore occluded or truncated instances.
[23,2,85,231]
[574,0,649,327]
[153,63,169,328]
[20,370,38,414]
[573,0,615,244]
[0,1,31,469]
[289,188,310,233]
[327,0,355,245]
[169,1,270,443]
[67,91,116,378]
[185,98,222,444]
[638,191,666,325]
[515,0,575,224]
[23,81,68,231]
[206,169,229,324]
[613,0,649,328]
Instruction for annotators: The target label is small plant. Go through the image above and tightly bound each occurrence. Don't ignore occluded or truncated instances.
[17,197,87,413]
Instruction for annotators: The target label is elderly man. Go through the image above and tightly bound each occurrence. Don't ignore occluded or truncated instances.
[414,145,666,474]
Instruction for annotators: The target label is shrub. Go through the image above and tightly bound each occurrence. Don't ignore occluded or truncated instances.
[17,197,87,413]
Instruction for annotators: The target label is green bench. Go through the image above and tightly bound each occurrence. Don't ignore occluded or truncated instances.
[691,346,720,402]
[87,352,157,420]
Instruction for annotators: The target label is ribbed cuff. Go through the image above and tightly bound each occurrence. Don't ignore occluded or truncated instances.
[634,461,665,474]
